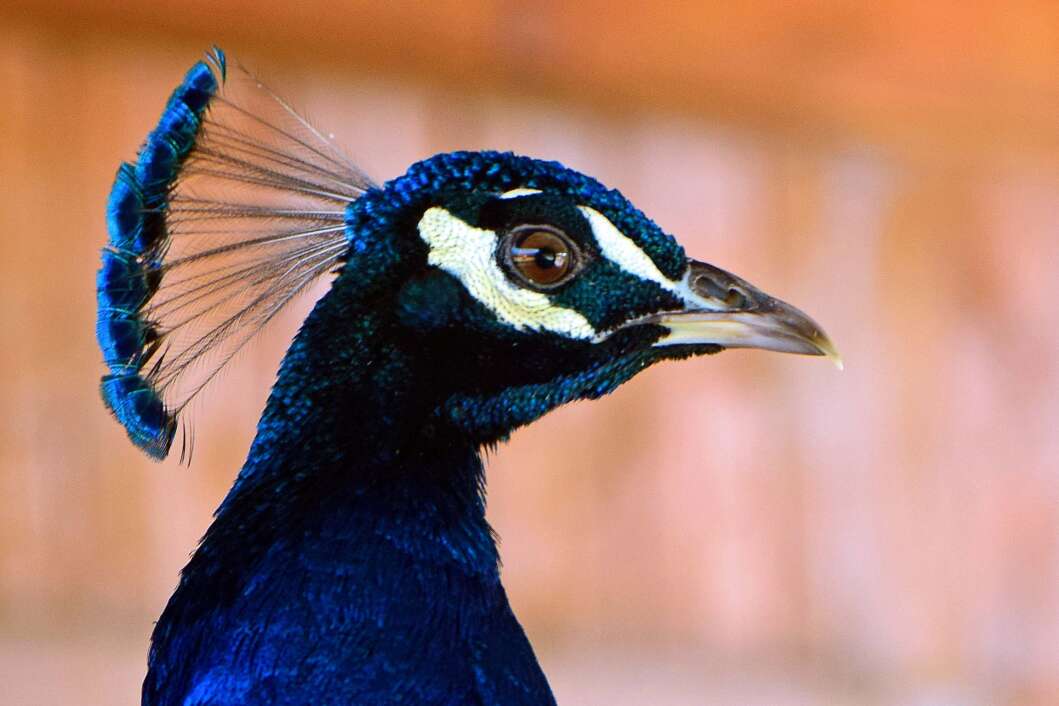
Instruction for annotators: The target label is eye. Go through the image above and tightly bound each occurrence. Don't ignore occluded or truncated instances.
[503,225,579,289]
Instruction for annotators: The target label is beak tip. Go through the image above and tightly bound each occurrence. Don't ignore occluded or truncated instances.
[811,335,843,371]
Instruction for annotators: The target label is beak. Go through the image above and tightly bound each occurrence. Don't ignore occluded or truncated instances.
[648,260,842,369]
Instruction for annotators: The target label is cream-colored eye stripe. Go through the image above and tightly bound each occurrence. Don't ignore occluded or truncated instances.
[499,188,542,199]
[579,205,724,312]
[577,206,679,294]
[417,207,597,339]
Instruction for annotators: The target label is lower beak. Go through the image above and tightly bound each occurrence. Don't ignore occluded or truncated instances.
[648,260,843,369]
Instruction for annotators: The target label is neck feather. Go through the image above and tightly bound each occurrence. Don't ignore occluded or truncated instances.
[218,279,499,574]
[146,284,503,700]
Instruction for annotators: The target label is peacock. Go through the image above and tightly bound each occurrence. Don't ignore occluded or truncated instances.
[97,49,839,706]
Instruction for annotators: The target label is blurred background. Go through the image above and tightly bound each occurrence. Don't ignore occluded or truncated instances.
[1,2,1057,704]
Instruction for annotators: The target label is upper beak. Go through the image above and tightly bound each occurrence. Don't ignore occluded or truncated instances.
[647,260,842,369]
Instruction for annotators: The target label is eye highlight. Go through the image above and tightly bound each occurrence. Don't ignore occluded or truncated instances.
[502,225,579,289]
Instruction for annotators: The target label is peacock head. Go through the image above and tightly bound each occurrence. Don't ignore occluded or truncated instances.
[97,50,839,457]
[336,151,841,443]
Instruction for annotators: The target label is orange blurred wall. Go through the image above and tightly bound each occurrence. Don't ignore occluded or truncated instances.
[1,3,1057,704]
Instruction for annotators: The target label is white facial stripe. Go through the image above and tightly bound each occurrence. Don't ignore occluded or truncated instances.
[499,188,542,199]
[578,206,680,293]
[578,206,726,313]
[417,207,597,339]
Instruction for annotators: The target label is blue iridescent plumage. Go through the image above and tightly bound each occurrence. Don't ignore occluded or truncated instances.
[99,49,836,706]
[98,50,224,457]
[97,48,366,459]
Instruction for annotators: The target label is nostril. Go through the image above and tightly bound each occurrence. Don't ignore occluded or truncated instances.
[725,287,750,309]
[693,274,728,301]
[689,267,754,308]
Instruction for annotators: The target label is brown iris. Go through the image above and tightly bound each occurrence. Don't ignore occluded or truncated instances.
[506,225,577,288]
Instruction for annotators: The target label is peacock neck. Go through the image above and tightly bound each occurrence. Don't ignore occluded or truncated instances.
[156,284,503,647]
[213,281,500,581]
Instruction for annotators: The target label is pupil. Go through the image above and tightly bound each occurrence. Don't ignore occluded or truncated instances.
[534,248,557,269]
